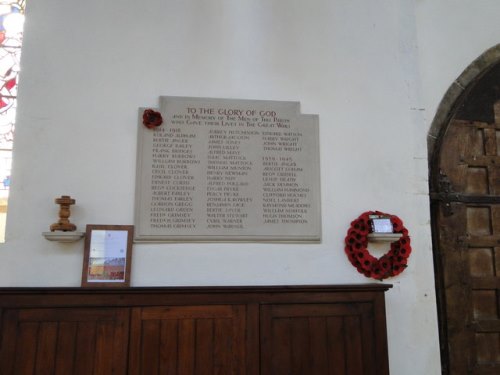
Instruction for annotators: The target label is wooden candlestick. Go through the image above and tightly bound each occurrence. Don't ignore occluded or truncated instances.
[50,195,77,232]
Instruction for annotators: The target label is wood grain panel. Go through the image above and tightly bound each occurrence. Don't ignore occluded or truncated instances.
[195,319,214,375]
[467,206,492,235]
[54,322,77,375]
[0,285,391,375]
[473,364,500,375]
[159,319,178,374]
[476,333,500,363]
[472,291,498,319]
[290,317,310,375]
[0,308,128,375]
[213,318,233,375]
[345,316,364,375]
[261,303,375,375]
[484,128,497,156]
[464,156,500,167]
[74,322,97,375]
[473,320,500,332]
[467,235,500,247]
[93,321,115,375]
[496,130,500,156]
[467,167,489,194]
[470,127,486,156]
[35,322,58,375]
[361,312,376,375]
[488,167,500,195]
[13,322,38,375]
[326,317,346,375]
[141,305,234,320]
[308,317,328,374]
[140,320,160,374]
[268,318,291,375]
[469,248,495,276]
[178,319,195,374]
[130,305,246,375]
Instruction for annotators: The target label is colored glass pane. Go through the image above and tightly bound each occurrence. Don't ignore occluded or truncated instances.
[0,1,25,241]
[0,1,24,185]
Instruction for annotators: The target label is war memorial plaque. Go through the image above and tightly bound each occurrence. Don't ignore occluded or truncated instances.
[135,96,321,242]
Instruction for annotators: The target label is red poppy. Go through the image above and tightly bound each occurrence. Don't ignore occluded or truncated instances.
[391,216,404,232]
[142,109,163,129]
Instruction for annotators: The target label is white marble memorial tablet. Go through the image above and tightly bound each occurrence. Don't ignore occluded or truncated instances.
[134,96,321,242]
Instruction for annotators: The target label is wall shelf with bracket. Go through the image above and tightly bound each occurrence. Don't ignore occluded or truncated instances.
[43,231,84,243]
[367,233,403,242]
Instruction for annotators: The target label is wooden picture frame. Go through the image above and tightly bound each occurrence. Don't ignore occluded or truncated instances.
[81,225,134,287]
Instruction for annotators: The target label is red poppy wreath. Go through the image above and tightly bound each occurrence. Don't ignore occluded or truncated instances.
[344,211,411,280]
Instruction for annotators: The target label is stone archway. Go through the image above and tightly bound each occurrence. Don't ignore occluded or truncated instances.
[429,44,500,374]
[428,44,500,159]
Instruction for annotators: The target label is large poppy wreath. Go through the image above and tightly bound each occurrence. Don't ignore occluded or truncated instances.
[344,211,411,280]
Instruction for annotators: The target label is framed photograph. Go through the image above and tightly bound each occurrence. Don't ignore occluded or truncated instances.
[82,225,134,287]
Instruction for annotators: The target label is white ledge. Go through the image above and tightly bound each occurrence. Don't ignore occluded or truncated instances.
[43,231,85,243]
[367,233,403,242]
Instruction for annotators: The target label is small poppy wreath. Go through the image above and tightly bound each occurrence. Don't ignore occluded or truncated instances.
[142,109,163,129]
[345,211,411,280]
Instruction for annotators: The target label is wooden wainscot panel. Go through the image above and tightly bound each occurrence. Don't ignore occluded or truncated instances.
[0,284,391,375]
[261,303,379,375]
[128,305,246,375]
[0,307,129,375]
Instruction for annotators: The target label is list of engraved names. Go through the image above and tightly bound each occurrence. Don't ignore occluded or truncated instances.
[150,127,197,230]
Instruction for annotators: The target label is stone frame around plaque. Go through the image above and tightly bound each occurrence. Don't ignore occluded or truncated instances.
[134,96,321,243]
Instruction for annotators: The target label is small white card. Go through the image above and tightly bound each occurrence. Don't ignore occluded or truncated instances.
[370,217,393,233]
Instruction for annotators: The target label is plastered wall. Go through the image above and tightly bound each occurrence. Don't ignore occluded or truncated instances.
[3,0,499,373]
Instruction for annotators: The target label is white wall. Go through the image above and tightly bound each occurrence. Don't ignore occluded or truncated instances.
[416,0,500,128]
[5,0,499,373]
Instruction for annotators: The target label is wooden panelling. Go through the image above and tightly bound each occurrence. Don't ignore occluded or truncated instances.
[261,303,379,375]
[0,285,391,375]
[129,305,246,375]
[0,308,129,375]
[472,290,499,319]
[469,248,495,276]
[467,206,492,236]
[466,167,489,195]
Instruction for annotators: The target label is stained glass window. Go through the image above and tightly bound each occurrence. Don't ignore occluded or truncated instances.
[0,1,25,241]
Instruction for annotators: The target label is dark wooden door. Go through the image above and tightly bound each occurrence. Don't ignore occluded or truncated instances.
[0,307,129,375]
[128,305,247,375]
[433,99,500,374]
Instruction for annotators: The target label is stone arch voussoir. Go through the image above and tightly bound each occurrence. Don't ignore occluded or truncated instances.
[428,43,500,167]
